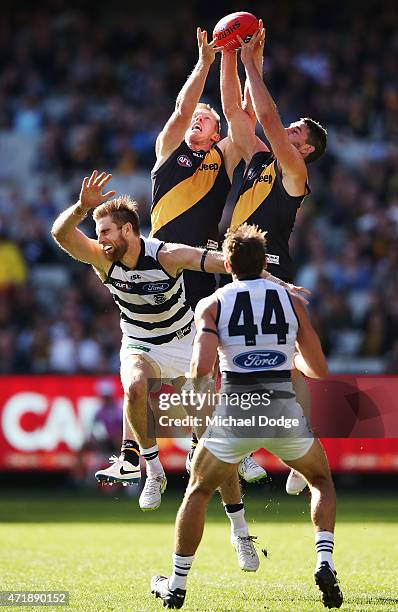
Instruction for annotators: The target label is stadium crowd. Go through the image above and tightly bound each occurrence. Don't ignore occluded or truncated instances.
[0,0,397,374]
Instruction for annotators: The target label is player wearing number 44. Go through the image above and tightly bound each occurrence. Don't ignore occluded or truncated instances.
[221,22,328,496]
[151,224,343,611]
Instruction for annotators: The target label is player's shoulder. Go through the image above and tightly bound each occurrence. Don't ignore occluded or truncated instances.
[194,294,218,319]
[152,141,188,175]
[250,145,273,165]
[142,235,165,259]
[215,281,234,298]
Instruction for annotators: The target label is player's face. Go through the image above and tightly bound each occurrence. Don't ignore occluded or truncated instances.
[285,120,309,148]
[96,216,129,262]
[186,110,219,144]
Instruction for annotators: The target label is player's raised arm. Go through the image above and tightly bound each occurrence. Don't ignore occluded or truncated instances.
[190,297,219,379]
[239,30,309,183]
[51,170,115,270]
[220,49,257,164]
[154,28,219,165]
[292,296,328,379]
[242,19,265,126]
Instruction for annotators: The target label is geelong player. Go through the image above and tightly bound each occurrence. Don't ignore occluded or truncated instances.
[52,171,263,570]
[221,24,327,495]
[151,224,343,610]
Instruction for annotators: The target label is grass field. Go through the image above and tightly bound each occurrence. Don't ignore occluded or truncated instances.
[0,487,397,611]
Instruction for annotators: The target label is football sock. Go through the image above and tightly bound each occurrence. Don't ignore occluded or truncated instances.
[190,432,198,448]
[120,439,140,466]
[315,531,335,572]
[169,553,194,591]
[140,444,164,477]
[224,501,248,537]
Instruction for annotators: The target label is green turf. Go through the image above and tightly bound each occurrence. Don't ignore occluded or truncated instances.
[0,490,397,611]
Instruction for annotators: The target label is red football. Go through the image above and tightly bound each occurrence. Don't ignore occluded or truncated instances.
[213,12,259,51]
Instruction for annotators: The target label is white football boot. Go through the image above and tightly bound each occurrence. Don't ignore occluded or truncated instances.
[286,469,307,495]
[95,455,141,485]
[231,534,260,572]
[139,473,167,511]
[238,456,268,483]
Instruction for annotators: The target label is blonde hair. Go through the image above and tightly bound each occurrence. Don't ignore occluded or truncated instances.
[93,195,140,234]
[223,224,267,277]
[196,102,221,134]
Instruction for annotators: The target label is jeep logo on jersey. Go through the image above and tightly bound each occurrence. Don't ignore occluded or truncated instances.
[199,162,219,171]
[233,350,287,370]
[177,155,193,168]
[143,282,170,293]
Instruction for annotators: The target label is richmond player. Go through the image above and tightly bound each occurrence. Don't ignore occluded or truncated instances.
[221,24,327,495]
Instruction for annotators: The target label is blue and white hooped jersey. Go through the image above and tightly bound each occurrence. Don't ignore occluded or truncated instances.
[103,236,193,344]
[215,278,299,373]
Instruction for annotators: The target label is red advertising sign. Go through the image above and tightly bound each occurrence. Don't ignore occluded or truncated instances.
[0,376,397,472]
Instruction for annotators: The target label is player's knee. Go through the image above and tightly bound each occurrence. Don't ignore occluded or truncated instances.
[310,472,335,495]
[186,478,214,500]
[125,377,148,404]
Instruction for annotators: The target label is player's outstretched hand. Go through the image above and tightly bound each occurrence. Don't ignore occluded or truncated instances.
[238,25,265,66]
[286,283,311,305]
[197,27,220,66]
[253,19,266,64]
[79,170,116,210]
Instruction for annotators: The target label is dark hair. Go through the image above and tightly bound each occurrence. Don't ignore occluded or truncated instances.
[93,195,140,235]
[223,224,267,277]
[302,117,327,164]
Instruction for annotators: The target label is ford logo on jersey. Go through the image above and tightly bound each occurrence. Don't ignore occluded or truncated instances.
[142,282,170,293]
[233,350,287,370]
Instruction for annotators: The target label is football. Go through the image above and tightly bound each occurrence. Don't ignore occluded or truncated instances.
[213,11,259,51]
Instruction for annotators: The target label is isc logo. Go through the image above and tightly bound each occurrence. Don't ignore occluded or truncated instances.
[233,350,287,369]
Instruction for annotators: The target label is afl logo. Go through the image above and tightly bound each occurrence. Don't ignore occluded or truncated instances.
[143,282,169,293]
[177,155,193,168]
[233,350,287,370]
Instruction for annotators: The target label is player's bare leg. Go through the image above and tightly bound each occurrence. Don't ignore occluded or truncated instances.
[122,355,167,511]
[175,443,236,554]
[286,368,311,495]
[151,442,244,608]
[173,377,258,565]
[285,439,343,608]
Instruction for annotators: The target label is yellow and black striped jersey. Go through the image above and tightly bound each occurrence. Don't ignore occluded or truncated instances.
[231,151,310,282]
[151,141,231,307]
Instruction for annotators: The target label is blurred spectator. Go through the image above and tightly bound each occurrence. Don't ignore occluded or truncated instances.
[91,379,123,453]
[0,222,27,289]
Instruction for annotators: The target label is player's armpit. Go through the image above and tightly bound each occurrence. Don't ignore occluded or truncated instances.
[154,110,191,164]
[217,137,242,182]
